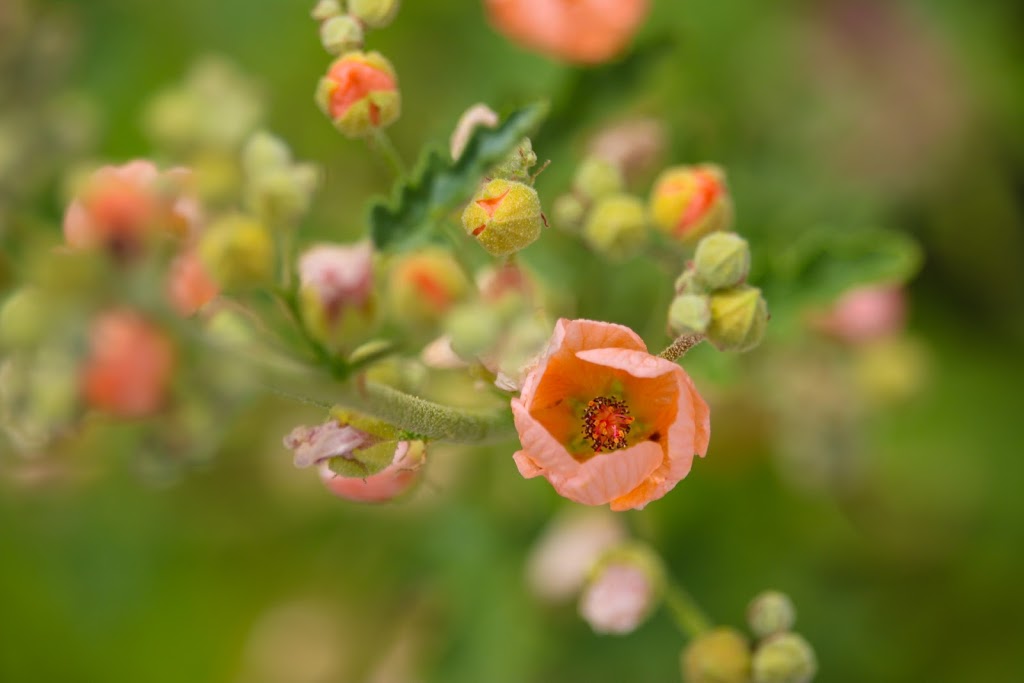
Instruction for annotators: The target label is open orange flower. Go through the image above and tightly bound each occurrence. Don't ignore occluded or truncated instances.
[512,319,709,510]
[485,0,650,65]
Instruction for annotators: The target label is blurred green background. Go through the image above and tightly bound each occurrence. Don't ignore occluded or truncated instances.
[2,0,1023,681]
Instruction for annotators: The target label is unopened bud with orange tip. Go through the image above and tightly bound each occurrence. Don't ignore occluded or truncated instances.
[681,627,753,683]
[582,193,647,259]
[198,213,274,290]
[462,179,543,257]
[649,164,733,244]
[387,248,469,327]
[706,285,769,353]
[348,0,401,29]
[316,51,400,138]
[298,241,375,347]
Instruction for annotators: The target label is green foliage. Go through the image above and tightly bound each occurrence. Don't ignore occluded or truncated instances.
[369,102,549,249]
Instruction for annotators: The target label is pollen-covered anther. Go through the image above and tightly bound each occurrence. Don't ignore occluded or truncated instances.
[581,396,635,453]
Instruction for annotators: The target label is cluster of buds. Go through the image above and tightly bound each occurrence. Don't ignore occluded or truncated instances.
[312,1,401,138]
[681,590,817,683]
[669,232,768,353]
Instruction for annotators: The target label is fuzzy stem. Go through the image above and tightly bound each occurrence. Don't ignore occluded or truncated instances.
[664,581,713,639]
[658,333,705,362]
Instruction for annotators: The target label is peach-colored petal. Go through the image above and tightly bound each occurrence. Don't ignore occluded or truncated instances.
[511,397,580,479]
[63,201,96,249]
[574,347,677,379]
[513,450,544,478]
[556,440,663,506]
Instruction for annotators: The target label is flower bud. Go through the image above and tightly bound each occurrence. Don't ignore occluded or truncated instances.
[241,130,291,175]
[450,103,499,161]
[490,137,538,181]
[588,117,667,183]
[574,155,624,201]
[443,302,502,359]
[747,591,797,640]
[551,193,585,231]
[167,248,219,316]
[387,248,469,327]
[649,164,732,244]
[82,310,175,418]
[582,193,647,259]
[310,0,343,22]
[319,440,425,503]
[298,241,375,346]
[320,15,364,56]
[706,286,768,353]
[579,544,663,635]
[681,627,753,683]
[526,509,627,603]
[461,178,543,257]
[198,213,274,290]
[0,288,53,350]
[349,0,401,28]
[316,51,400,138]
[668,293,711,336]
[242,132,320,225]
[1,348,79,452]
[751,633,817,683]
[693,232,750,291]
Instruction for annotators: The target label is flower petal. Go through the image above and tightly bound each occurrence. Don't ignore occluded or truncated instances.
[512,397,581,479]
[556,440,664,506]
[574,347,677,379]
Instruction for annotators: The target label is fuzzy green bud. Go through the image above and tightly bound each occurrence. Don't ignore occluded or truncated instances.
[752,633,817,683]
[694,232,750,291]
[681,627,753,683]
[348,0,401,28]
[198,214,274,290]
[490,137,537,181]
[552,193,585,231]
[444,302,502,359]
[668,293,711,335]
[574,155,624,201]
[462,178,543,257]
[320,15,364,55]
[582,193,647,259]
[311,0,343,22]
[747,591,796,640]
[706,286,768,353]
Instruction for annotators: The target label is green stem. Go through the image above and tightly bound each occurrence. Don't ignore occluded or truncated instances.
[659,333,704,362]
[369,129,406,178]
[664,581,713,639]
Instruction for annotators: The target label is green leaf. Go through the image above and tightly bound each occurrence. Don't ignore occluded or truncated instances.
[368,102,549,249]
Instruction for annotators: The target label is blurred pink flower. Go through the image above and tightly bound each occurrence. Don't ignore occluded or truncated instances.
[299,242,374,316]
[512,319,710,511]
[578,561,656,635]
[167,248,219,316]
[526,508,627,602]
[814,285,907,343]
[485,0,650,65]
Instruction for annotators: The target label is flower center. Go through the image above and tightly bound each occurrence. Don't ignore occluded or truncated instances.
[581,396,634,453]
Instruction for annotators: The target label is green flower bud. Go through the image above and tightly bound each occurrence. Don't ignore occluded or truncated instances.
[0,288,53,350]
[552,193,585,231]
[387,248,469,327]
[706,286,768,353]
[681,627,752,683]
[752,633,817,683]
[747,591,796,640]
[316,51,400,138]
[444,302,502,359]
[668,293,711,335]
[348,0,401,29]
[461,178,543,257]
[574,155,624,201]
[649,164,733,244]
[241,131,291,176]
[311,0,343,22]
[694,232,750,291]
[582,193,647,259]
[490,137,537,181]
[320,15,364,55]
[198,214,274,290]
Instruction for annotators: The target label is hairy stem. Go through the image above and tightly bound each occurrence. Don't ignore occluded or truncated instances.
[658,333,705,362]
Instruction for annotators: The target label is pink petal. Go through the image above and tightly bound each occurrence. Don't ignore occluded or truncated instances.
[556,440,663,506]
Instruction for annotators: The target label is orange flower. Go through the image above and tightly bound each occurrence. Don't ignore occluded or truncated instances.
[485,0,650,65]
[512,319,709,510]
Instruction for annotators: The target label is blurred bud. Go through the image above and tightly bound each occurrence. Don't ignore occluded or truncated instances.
[421,335,469,370]
[681,627,753,683]
[694,232,750,291]
[242,131,320,225]
[488,314,552,391]
[311,0,343,22]
[853,337,927,404]
[461,178,543,257]
[319,440,425,503]
[450,103,499,160]
[578,544,663,635]
[348,0,401,29]
[316,51,400,138]
[387,248,469,327]
[490,137,538,181]
[526,508,627,603]
[476,261,536,307]
[167,249,219,316]
[0,288,52,349]
[751,633,817,683]
[0,348,79,452]
[812,285,906,344]
[82,310,175,418]
[582,193,647,259]
[198,213,274,290]
[444,302,502,359]
[552,193,585,231]
[668,293,711,336]
[574,155,624,201]
[298,241,375,346]
[649,164,732,244]
[588,117,667,183]
[707,286,768,352]
[747,591,797,640]
[320,15,364,55]
[241,130,292,176]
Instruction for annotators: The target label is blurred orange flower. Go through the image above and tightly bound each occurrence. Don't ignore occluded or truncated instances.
[512,319,709,510]
[485,0,650,65]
